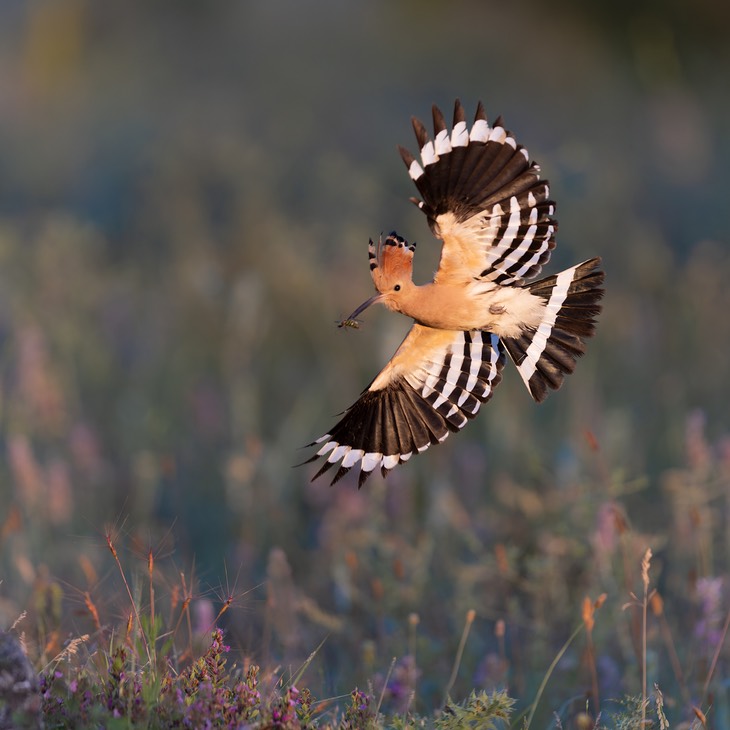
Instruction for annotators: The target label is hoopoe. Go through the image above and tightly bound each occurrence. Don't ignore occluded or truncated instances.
[305,100,604,488]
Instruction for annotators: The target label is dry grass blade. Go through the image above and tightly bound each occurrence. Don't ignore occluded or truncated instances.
[700,602,730,708]
[42,633,90,673]
[525,621,584,730]
[641,548,652,730]
[442,608,476,707]
[105,528,152,665]
[288,635,328,689]
[10,611,27,631]
[375,657,397,717]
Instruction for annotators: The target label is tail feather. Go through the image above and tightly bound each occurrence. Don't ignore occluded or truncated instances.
[503,257,604,402]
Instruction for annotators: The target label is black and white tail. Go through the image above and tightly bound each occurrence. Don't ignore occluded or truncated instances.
[503,257,604,402]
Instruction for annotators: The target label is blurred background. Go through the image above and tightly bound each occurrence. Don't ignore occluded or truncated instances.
[1,0,729,722]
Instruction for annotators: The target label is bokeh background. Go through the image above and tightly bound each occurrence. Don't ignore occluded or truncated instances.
[1,0,730,723]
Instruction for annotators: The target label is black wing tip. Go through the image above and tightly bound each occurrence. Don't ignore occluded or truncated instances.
[294,452,321,468]
[311,458,337,483]
[330,464,352,486]
[411,115,429,147]
[358,468,373,489]
[432,104,447,134]
[398,144,416,168]
[453,98,465,125]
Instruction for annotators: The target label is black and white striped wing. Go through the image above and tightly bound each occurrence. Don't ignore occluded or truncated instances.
[305,325,505,488]
[398,100,557,286]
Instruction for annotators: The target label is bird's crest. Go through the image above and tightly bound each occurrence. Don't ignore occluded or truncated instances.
[369,232,416,291]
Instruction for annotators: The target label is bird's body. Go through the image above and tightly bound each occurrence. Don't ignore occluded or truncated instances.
[305,100,604,487]
[379,278,547,337]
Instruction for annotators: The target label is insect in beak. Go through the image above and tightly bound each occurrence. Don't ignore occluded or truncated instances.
[336,293,384,328]
[337,317,362,330]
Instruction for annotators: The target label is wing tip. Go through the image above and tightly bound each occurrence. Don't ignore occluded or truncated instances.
[453,98,465,125]
[432,104,447,134]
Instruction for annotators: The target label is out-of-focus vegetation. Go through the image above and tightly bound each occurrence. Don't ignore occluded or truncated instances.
[1,1,729,726]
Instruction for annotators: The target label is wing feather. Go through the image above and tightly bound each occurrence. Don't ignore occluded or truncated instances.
[400,100,557,285]
[306,325,506,486]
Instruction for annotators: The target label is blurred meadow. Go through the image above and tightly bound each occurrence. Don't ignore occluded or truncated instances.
[1,1,730,726]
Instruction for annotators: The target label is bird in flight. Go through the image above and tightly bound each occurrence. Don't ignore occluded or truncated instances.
[305,100,604,488]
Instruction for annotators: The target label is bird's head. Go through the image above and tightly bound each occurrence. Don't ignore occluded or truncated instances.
[370,232,416,294]
[339,233,416,325]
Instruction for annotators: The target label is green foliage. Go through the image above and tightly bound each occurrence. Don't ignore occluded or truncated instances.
[39,630,295,729]
[435,690,514,729]
[340,688,380,729]
[611,692,671,730]
[32,630,519,729]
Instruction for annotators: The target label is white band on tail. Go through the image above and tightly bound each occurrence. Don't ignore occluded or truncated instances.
[517,265,577,384]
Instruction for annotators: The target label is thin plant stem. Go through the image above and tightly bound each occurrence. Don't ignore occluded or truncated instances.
[651,592,690,704]
[586,629,599,714]
[642,597,647,728]
[408,612,419,715]
[375,657,397,717]
[582,594,605,715]
[443,609,476,706]
[525,621,584,730]
[290,635,328,688]
[148,548,155,635]
[701,603,730,705]
[106,531,152,666]
[641,549,652,730]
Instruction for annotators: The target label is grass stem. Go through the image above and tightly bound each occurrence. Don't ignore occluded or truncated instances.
[524,621,583,730]
[641,549,652,729]
[442,608,476,707]
[701,603,730,707]
[106,530,152,666]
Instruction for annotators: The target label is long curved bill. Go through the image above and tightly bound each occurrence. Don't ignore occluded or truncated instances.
[337,293,383,328]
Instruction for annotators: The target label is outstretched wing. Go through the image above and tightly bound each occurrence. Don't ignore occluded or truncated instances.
[398,100,557,286]
[305,325,505,487]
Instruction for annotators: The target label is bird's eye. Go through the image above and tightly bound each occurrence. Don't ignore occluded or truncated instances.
[394,284,401,292]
